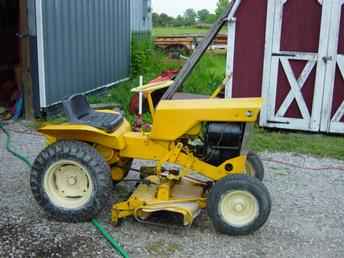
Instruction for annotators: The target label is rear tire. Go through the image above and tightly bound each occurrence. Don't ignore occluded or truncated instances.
[207,175,271,236]
[246,152,264,181]
[30,140,112,222]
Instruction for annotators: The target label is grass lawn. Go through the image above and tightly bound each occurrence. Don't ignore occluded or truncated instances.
[44,46,344,161]
[248,127,344,160]
[153,26,209,36]
[153,26,227,36]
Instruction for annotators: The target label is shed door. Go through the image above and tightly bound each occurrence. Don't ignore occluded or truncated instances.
[261,0,329,131]
[321,0,344,133]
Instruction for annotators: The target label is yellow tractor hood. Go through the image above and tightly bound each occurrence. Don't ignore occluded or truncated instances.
[150,98,262,141]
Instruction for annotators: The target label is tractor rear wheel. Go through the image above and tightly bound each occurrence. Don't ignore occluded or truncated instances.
[245,152,264,181]
[207,175,271,236]
[30,140,112,222]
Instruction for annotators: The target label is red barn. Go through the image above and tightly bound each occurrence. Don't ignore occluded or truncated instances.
[225,0,344,133]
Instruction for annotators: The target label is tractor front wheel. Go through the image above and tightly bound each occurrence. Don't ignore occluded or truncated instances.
[207,175,271,236]
[245,152,264,181]
[30,140,112,222]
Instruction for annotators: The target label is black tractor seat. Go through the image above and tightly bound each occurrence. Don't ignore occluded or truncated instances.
[63,94,123,133]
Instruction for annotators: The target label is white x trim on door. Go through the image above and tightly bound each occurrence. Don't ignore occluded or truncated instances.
[331,56,344,123]
[276,59,316,120]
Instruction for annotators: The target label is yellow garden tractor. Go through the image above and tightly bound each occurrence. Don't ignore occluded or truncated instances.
[30,1,271,236]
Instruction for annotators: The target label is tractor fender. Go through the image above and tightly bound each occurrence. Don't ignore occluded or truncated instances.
[38,119,131,150]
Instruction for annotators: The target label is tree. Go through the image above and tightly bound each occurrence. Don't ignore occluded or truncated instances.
[152,12,161,26]
[183,8,197,26]
[174,15,185,27]
[159,13,174,26]
[215,0,230,17]
[197,9,210,23]
[205,14,217,24]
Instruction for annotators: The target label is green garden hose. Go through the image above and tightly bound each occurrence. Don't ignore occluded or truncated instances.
[0,122,129,258]
[0,122,32,168]
[91,219,129,258]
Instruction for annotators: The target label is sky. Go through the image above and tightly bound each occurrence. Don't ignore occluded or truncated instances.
[152,0,217,17]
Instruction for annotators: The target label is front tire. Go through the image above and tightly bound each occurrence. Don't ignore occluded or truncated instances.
[30,140,112,222]
[245,152,264,181]
[207,175,271,236]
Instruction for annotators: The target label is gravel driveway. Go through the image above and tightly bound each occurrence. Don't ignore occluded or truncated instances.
[1,122,344,258]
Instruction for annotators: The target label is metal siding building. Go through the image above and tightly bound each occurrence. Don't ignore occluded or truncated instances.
[35,0,131,108]
[131,0,152,33]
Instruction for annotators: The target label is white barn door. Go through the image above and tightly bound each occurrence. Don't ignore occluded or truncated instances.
[321,0,344,133]
[261,0,331,131]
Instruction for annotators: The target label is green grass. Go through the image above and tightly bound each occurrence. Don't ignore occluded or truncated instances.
[153,26,209,36]
[153,26,227,36]
[183,53,226,95]
[248,126,344,160]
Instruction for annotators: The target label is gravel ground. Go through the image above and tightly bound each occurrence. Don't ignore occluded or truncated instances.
[1,121,344,258]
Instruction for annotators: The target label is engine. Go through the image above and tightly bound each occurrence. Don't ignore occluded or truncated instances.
[191,123,245,166]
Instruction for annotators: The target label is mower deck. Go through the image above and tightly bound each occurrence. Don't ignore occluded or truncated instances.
[112,175,207,226]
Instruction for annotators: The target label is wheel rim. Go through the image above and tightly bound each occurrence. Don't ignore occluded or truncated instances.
[44,160,93,209]
[245,161,256,177]
[219,190,259,227]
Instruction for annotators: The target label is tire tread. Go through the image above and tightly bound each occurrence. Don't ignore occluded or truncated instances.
[207,175,271,236]
[30,140,112,222]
